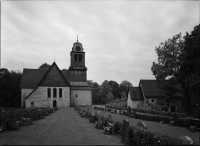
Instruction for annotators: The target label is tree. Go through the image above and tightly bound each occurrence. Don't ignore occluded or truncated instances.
[119,80,133,96]
[0,68,22,107]
[151,26,200,114]
[108,80,121,99]
[106,92,114,102]
[38,63,51,70]
[99,80,112,104]
[87,80,101,104]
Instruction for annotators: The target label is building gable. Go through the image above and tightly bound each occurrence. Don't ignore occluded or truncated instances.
[38,62,70,87]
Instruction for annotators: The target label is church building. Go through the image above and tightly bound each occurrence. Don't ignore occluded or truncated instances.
[20,41,92,108]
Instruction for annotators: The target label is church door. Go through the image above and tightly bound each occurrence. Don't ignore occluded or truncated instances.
[31,102,34,108]
[53,100,57,108]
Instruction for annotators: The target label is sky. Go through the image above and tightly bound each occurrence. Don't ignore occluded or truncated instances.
[1,1,199,86]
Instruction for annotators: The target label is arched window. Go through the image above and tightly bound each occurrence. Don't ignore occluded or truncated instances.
[75,54,77,62]
[47,88,51,98]
[53,88,57,98]
[79,54,82,62]
[59,88,62,98]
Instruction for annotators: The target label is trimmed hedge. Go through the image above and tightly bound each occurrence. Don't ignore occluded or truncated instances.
[135,112,172,124]
[133,108,186,118]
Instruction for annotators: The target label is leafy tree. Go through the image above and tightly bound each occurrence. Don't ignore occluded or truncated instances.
[119,80,133,96]
[106,92,114,102]
[99,80,112,104]
[87,80,101,104]
[0,68,22,107]
[108,80,121,99]
[38,63,51,70]
[151,25,200,114]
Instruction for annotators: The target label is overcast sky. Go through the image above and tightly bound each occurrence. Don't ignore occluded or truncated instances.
[1,1,199,86]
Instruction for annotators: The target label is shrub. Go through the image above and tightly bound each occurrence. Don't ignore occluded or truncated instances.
[135,112,172,124]
[126,126,190,145]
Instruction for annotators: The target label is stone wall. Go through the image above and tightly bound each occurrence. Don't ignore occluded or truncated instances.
[26,86,70,108]
[21,89,34,108]
[136,98,182,112]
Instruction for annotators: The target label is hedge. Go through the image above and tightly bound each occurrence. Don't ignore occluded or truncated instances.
[133,108,186,118]
[135,112,172,124]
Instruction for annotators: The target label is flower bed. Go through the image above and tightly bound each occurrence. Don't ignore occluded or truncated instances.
[0,107,57,132]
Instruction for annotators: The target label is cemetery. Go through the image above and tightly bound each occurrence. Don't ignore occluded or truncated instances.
[80,105,200,145]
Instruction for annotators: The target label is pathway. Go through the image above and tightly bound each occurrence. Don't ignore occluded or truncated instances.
[0,108,123,145]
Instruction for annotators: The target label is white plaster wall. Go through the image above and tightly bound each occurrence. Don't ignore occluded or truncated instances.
[21,89,34,107]
[71,90,91,106]
[26,86,70,108]
[127,91,142,108]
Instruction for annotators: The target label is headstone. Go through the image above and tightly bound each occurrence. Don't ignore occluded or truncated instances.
[127,106,131,117]
[178,136,193,144]
[137,122,147,129]
[121,119,129,144]
[132,109,136,118]
[117,110,120,114]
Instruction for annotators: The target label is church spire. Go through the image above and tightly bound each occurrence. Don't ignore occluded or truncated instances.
[77,35,78,42]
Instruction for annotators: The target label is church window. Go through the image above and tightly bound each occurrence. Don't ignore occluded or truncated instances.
[79,54,82,62]
[75,54,77,62]
[53,88,57,98]
[47,88,51,98]
[59,88,62,98]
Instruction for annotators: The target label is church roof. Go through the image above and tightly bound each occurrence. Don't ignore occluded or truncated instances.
[128,87,144,101]
[20,64,70,89]
[139,79,183,98]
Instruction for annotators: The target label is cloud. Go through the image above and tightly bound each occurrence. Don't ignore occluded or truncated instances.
[1,1,199,85]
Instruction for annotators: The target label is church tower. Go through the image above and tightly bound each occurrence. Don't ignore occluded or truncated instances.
[68,39,91,107]
[68,40,87,82]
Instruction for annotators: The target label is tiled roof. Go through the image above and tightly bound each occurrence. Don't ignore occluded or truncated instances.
[20,69,47,89]
[139,79,183,98]
[128,87,144,101]
[20,67,69,89]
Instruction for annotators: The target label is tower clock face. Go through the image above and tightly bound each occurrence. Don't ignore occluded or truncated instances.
[76,46,81,51]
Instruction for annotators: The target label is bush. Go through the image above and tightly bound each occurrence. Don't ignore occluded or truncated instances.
[136,112,172,124]
[126,126,190,145]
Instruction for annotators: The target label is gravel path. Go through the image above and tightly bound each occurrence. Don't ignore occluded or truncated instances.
[0,108,123,145]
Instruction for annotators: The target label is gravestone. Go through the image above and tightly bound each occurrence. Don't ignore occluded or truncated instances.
[137,122,147,129]
[127,106,131,117]
[178,136,193,144]
[121,119,129,144]
[117,110,120,114]
[132,109,136,118]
